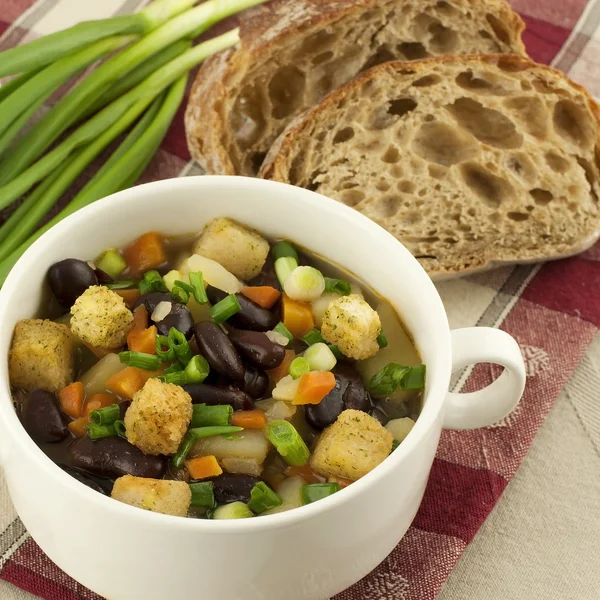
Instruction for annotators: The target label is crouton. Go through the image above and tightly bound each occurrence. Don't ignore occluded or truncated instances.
[111,475,191,517]
[311,409,393,481]
[70,285,133,349]
[193,217,269,281]
[321,294,381,360]
[125,378,192,456]
[9,319,74,392]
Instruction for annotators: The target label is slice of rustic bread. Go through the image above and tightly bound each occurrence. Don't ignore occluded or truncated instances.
[185,0,526,177]
[259,55,600,279]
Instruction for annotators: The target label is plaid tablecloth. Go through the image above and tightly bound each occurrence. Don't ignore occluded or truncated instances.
[1,1,600,599]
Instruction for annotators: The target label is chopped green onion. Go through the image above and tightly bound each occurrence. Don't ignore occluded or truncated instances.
[106,279,137,290]
[324,277,351,296]
[114,419,127,438]
[284,266,325,302]
[188,272,208,304]
[89,403,120,426]
[119,351,161,371]
[274,256,298,289]
[377,332,388,349]
[304,343,337,372]
[272,241,298,262]
[368,363,426,397]
[191,403,232,428]
[86,423,116,440]
[302,329,325,346]
[265,420,310,467]
[160,371,188,386]
[328,345,344,360]
[184,355,210,384]
[391,440,400,452]
[289,357,311,380]
[139,270,167,295]
[164,361,184,374]
[247,482,282,514]
[301,483,341,505]
[211,501,253,520]
[210,294,241,324]
[168,327,193,365]
[171,280,192,304]
[155,335,175,362]
[189,482,215,508]
[172,426,244,468]
[96,248,127,279]
[273,322,293,342]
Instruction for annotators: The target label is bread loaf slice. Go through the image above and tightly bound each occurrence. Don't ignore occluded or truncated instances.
[185,0,526,177]
[259,55,600,279]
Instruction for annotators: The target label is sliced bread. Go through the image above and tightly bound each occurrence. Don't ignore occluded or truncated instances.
[259,55,600,279]
[184,0,526,177]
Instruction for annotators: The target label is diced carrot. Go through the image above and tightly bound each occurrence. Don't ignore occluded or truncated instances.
[123,232,166,273]
[231,410,267,430]
[68,416,89,438]
[127,325,157,354]
[185,455,223,480]
[83,392,118,417]
[83,341,112,359]
[241,286,281,309]
[116,288,141,307]
[293,372,336,405]
[328,476,352,489]
[285,465,325,484]
[106,367,145,399]
[58,381,84,419]
[282,294,314,338]
[131,305,148,332]
[267,349,296,383]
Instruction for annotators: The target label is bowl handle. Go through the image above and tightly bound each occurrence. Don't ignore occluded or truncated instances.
[442,327,526,430]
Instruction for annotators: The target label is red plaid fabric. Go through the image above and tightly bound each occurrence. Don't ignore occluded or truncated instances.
[1,1,599,598]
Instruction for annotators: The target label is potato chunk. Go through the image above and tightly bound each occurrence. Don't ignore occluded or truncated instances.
[70,285,133,349]
[9,319,74,392]
[321,294,381,360]
[112,475,191,517]
[125,378,192,456]
[193,217,269,281]
[311,409,393,481]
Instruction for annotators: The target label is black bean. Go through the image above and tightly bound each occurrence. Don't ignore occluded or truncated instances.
[305,378,348,430]
[248,255,281,290]
[209,473,263,504]
[68,436,166,479]
[240,367,270,399]
[332,361,363,383]
[47,259,98,308]
[156,303,195,339]
[59,464,114,496]
[194,322,244,379]
[133,291,175,313]
[343,381,373,413]
[370,405,389,426]
[119,401,131,420]
[206,286,279,332]
[165,464,190,483]
[228,330,285,370]
[24,389,69,443]
[183,383,253,411]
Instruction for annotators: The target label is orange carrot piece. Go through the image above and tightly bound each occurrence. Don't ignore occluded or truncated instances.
[282,294,314,338]
[106,367,145,399]
[185,455,223,480]
[231,410,267,430]
[68,416,89,438]
[241,286,281,309]
[267,349,296,383]
[293,372,336,405]
[285,465,324,484]
[123,232,166,273]
[127,325,157,354]
[83,393,118,417]
[82,341,112,359]
[58,382,84,419]
[328,476,352,489]
[131,305,149,333]
[116,288,141,307]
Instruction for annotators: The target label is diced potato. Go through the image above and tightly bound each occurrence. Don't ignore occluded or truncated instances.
[70,286,133,349]
[386,417,415,443]
[193,218,269,281]
[163,269,185,291]
[272,375,300,402]
[265,400,297,421]
[311,409,393,481]
[262,475,306,515]
[180,254,243,294]
[9,319,74,392]
[162,270,212,322]
[189,429,270,464]
[311,292,340,329]
[321,294,381,360]
[80,353,125,397]
[111,475,191,517]
[221,457,262,477]
[125,379,192,456]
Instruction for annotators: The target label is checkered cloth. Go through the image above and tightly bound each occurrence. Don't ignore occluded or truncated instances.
[1,1,600,599]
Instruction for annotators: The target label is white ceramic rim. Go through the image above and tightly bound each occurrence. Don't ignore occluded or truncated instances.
[0,176,452,532]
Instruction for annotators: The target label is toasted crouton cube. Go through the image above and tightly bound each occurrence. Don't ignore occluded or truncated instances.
[125,378,192,456]
[321,294,381,360]
[9,319,74,392]
[112,475,191,517]
[193,218,269,281]
[311,409,393,481]
[70,285,133,349]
